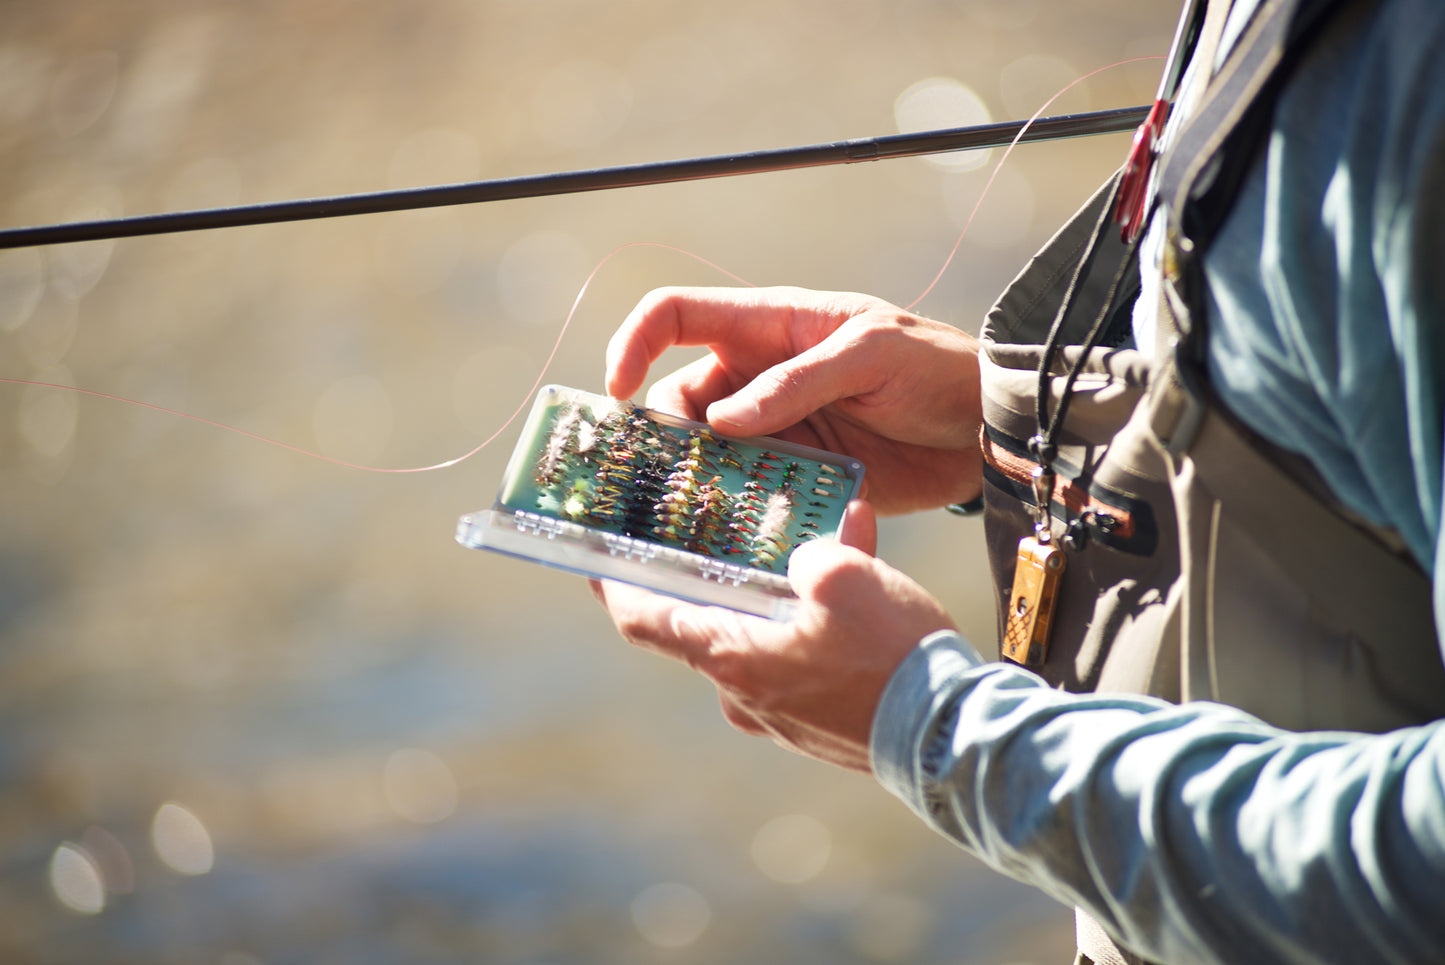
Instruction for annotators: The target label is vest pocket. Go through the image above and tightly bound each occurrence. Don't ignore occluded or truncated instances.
[979,340,1182,696]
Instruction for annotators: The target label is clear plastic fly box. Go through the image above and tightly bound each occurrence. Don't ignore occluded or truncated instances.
[456,385,865,620]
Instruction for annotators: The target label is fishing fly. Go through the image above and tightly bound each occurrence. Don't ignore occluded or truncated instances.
[458,385,863,619]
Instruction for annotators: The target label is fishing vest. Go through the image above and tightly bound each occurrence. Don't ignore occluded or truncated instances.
[976,0,1445,960]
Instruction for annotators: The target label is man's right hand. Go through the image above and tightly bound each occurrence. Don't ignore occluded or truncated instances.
[604,286,984,516]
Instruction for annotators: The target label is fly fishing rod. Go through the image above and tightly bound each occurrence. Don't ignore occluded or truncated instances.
[0,105,1148,250]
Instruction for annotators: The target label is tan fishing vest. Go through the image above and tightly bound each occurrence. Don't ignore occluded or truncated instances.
[979,173,1445,733]
[976,0,1445,961]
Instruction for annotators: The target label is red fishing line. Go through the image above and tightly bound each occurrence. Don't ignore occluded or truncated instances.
[904,55,1162,312]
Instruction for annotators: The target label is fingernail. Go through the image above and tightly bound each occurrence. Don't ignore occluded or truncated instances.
[708,394,760,429]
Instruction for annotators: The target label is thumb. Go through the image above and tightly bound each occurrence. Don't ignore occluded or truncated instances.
[836,498,877,556]
[785,499,877,603]
[786,517,955,637]
[785,535,881,610]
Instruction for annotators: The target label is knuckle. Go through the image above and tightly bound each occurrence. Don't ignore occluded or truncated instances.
[719,694,767,736]
[700,644,756,694]
[752,364,807,404]
[639,285,684,314]
[610,609,655,648]
[692,614,765,694]
[843,314,903,353]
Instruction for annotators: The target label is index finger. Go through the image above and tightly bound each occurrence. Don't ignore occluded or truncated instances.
[604,286,817,400]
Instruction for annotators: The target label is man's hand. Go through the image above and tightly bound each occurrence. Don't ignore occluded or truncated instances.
[605,286,984,515]
[591,500,954,773]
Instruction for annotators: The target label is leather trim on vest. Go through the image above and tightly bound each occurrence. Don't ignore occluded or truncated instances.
[981,424,1158,557]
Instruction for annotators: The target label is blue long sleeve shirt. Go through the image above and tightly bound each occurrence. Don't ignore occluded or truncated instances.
[870,2,1445,962]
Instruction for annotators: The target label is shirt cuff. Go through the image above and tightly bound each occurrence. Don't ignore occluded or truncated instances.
[869,628,989,810]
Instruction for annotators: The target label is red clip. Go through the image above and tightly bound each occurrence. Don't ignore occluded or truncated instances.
[1112,99,1170,244]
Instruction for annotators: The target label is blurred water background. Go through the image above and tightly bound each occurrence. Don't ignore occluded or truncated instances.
[0,1,1175,962]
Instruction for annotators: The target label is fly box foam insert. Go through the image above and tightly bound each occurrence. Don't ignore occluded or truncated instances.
[456,385,865,620]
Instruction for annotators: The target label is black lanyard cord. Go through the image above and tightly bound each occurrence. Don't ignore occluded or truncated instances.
[1031,172,1145,469]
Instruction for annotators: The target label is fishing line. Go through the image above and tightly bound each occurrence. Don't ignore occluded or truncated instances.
[904,55,1162,312]
[1,56,1160,475]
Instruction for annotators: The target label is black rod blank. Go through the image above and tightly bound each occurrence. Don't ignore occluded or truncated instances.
[0,106,1147,250]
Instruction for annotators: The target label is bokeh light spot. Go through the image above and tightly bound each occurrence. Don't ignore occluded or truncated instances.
[48,843,105,915]
[749,813,832,884]
[630,881,711,949]
[0,247,45,332]
[386,127,481,189]
[165,157,243,212]
[19,374,79,459]
[49,224,117,301]
[894,77,992,172]
[151,801,214,876]
[80,825,134,895]
[0,45,54,125]
[48,50,119,137]
[17,296,78,370]
[530,59,633,152]
[999,54,1090,118]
